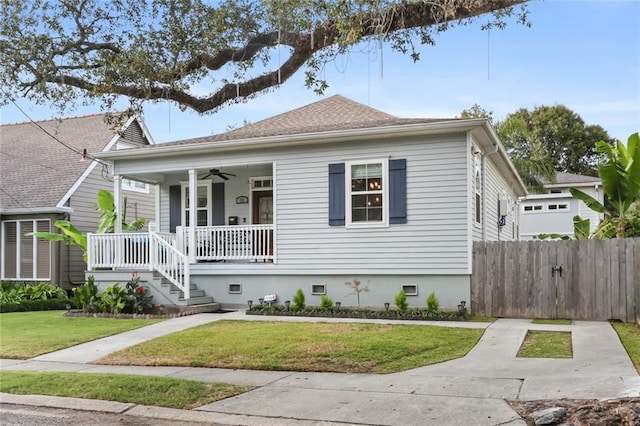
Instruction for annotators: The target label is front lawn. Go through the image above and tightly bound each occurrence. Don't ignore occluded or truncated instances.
[98,320,484,374]
[0,371,252,409]
[0,311,163,359]
[612,322,640,372]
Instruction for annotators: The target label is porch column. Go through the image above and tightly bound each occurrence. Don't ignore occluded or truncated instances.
[113,175,123,233]
[188,169,197,263]
[153,183,160,232]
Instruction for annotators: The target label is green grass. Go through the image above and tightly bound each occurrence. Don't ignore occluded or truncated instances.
[612,322,640,372]
[99,320,484,374]
[516,330,573,358]
[0,371,252,409]
[0,311,163,359]
[532,318,573,325]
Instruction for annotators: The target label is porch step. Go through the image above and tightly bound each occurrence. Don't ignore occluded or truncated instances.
[178,302,221,314]
[178,296,215,306]
[175,289,205,298]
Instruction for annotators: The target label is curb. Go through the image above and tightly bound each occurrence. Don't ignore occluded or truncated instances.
[0,393,352,426]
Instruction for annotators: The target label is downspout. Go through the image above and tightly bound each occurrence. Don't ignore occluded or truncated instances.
[482,143,500,241]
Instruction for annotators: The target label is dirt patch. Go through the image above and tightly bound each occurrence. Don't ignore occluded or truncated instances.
[510,398,639,425]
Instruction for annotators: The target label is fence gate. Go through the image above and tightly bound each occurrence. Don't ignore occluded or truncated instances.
[471,239,640,322]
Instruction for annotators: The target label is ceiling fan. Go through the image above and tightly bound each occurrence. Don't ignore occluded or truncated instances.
[201,168,236,181]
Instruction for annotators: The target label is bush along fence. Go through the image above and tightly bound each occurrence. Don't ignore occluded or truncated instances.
[471,238,640,322]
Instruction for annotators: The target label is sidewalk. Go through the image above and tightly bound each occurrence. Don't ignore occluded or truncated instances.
[2,313,639,425]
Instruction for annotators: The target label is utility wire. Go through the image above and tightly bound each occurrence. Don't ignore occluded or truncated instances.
[1,88,110,167]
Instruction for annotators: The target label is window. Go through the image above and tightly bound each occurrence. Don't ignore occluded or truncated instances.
[311,284,326,295]
[548,203,569,211]
[328,159,406,227]
[401,284,418,296]
[181,182,212,227]
[347,160,387,226]
[1,220,51,280]
[523,205,543,213]
[122,178,149,193]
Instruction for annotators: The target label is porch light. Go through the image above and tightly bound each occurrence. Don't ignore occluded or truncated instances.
[284,300,290,311]
[247,300,253,310]
[335,301,341,310]
[384,302,390,312]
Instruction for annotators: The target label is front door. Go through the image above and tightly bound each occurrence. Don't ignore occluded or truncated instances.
[252,190,273,258]
[253,191,273,224]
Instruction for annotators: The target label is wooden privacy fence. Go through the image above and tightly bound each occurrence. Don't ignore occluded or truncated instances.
[471,238,640,322]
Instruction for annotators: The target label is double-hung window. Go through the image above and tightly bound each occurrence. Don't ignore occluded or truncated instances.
[329,158,406,227]
[347,160,387,226]
[181,182,212,227]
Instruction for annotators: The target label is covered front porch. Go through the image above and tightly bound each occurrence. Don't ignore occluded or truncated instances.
[86,162,275,302]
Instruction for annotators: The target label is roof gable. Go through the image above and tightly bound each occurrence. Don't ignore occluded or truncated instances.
[0,114,149,211]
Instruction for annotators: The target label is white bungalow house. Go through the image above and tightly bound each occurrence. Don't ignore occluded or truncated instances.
[519,172,603,240]
[89,95,527,310]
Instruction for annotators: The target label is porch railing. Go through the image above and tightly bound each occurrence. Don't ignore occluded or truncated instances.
[179,225,274,261]
[87,232,150,270]
[87,232,190,299]
[149,231,190,299]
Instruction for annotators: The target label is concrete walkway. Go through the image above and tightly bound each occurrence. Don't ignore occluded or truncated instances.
[1,312,639,426]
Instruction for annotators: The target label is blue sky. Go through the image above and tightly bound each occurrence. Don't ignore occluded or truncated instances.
[1,0,639,143]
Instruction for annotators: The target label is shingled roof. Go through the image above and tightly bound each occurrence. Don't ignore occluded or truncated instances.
[0,114,136,210]
[163,95,456,146]
[544,172,601,186]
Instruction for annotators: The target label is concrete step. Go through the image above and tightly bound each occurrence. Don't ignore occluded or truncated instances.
[178,296,214,306]
[176,289,205,298]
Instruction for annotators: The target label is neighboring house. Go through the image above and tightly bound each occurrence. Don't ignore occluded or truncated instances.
[90,95,527,309]
[519,172,603,240]
[0,114,156,289]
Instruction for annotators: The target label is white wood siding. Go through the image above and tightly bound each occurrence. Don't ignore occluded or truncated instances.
[482,151,519,241]
[151,133,471,274]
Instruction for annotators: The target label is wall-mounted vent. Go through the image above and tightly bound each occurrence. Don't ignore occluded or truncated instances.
[311,284,326,295]
[401,284,418,296]
[228,283,242,294]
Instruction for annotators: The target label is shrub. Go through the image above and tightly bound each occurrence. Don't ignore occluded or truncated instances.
[100,283,127,314]
[394,290,408,312]
[73,276,99,312]
[1,298,76,313]
[0,281,67,303]
[319,295,333,309]
[124,272,154,314]
[292,288,306,311]
[426,292,439,313]
[345,278,369,307]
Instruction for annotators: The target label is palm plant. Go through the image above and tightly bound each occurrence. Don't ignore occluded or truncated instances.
[28,189,146,262]
[570,133,640,239]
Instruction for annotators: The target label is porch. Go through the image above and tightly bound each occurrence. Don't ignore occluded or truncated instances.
[86,224,273,304]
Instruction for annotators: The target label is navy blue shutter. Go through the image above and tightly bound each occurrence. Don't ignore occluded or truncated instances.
[389,159,407,224]
[169,185,181,232]
[212,182,225,225]
[328,163,345,226]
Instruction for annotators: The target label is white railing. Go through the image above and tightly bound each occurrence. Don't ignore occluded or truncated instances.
[87,233,149,269]
[149,231,190,299]
[179,225,274,261]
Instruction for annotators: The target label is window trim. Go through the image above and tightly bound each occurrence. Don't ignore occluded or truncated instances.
[345,158,389,228]
[1,219,51,281]
[311,284,326,295]
[122,178,149,194]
